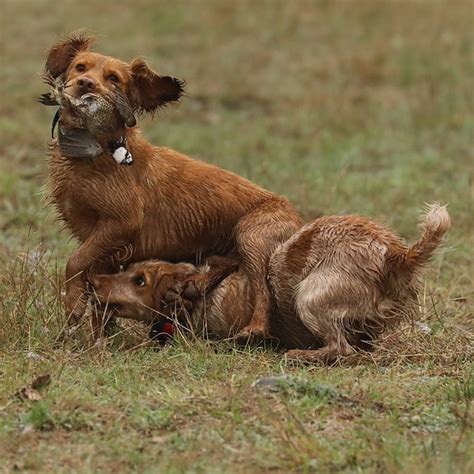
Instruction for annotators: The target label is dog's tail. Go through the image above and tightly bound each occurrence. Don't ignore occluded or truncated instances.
[404,203,451,271]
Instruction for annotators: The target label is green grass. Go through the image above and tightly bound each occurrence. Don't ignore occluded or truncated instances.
[0,0,473,472]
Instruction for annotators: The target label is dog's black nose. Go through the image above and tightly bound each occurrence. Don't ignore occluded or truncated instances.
[76,76,96,94]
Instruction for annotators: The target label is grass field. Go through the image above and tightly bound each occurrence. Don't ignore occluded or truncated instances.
[0,0,473,472]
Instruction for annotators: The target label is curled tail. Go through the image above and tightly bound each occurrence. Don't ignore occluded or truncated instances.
[405,203,451,269]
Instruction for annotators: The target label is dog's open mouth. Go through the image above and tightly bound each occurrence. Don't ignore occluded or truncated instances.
[62,93,92,114]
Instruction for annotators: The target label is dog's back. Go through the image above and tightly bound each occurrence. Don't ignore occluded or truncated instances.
[269,204,450,360]
[199,205,450,354]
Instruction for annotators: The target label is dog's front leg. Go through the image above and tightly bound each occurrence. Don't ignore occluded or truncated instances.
[234,199,302,341]
[200,255,239,292]
[65,219,139,334]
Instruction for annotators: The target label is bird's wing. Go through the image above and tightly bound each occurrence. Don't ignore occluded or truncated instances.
[58,128,103,159]
[110,87,136,128]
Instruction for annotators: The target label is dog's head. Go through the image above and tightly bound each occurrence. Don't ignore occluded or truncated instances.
[44,34,185,116]
[91,260,201,323]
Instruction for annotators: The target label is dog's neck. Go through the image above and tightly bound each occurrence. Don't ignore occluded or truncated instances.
[119,127,155,156]
[95,126,128,149]
[54,121,156,168]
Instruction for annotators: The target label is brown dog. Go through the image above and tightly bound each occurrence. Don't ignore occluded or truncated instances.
[92,204,450,362]
[44,34,302,337]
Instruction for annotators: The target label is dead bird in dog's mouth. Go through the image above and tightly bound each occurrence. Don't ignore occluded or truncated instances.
[39,73,136,164]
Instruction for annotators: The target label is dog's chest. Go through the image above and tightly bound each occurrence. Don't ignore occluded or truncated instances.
[49,155,101,239]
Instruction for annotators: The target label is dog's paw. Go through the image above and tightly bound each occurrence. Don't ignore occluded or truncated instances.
[64,285,88,323]
[284,349,325,365]
[285,347,353,365]
[235,323,271,344]
[284,349,307,360]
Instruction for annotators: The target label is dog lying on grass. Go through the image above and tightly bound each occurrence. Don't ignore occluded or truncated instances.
[92,204,450,362]
[43,34,302,338]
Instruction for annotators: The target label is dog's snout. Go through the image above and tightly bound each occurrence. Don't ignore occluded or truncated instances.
[76,76,96,94]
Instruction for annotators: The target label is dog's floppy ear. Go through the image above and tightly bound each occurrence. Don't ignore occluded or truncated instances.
[129,58,185,114]
[45,34,94,78]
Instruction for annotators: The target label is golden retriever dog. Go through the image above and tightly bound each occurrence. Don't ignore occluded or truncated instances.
[92,204,450,362]
[43,34,302,338]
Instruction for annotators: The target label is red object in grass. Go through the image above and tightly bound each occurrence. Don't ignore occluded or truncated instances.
[150,320,175,344]
[162,321,175,336]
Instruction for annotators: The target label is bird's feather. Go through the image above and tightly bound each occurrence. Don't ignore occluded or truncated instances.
[110,87,136,128]
[58,128,103,159]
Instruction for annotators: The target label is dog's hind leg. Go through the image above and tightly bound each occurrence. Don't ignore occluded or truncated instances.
[287,272,367,363]
[286,344,355,364]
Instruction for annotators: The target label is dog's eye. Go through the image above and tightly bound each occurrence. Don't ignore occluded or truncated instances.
[108,74,120,83]
[134,276,146,287]
[76,64,86,72]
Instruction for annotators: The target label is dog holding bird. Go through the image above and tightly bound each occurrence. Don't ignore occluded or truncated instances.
[41,34,302,338]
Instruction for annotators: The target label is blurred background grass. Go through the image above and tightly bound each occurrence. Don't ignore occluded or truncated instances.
[0,1,473,472]
[1,1,472,253]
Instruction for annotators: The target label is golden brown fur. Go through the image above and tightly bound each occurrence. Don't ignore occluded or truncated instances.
[92,204,450,363]
[44,34,302,336]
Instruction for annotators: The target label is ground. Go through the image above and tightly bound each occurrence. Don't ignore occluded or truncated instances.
[0,0,472,472]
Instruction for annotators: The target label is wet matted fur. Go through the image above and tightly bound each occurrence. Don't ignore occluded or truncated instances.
[92,204,450,363]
